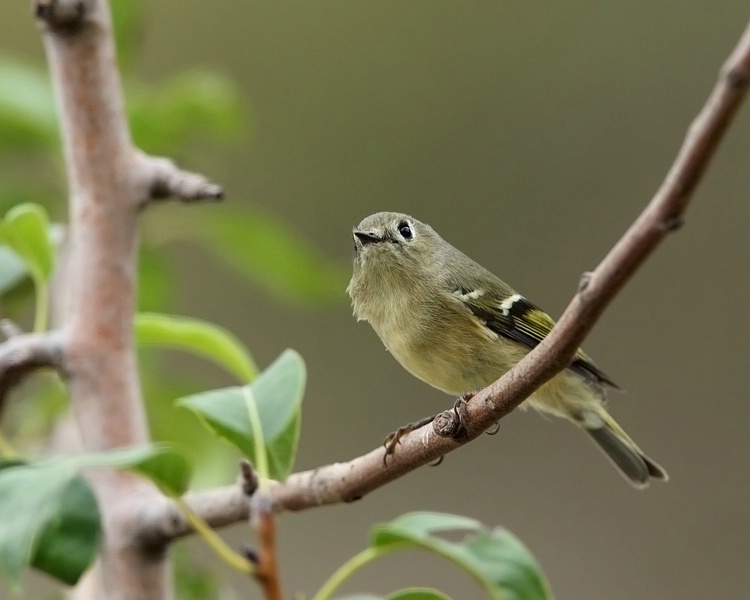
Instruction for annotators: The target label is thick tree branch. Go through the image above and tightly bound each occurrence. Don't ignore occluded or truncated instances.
[32,1,222,598]
[37,1,166,597]
[143,19,750,537]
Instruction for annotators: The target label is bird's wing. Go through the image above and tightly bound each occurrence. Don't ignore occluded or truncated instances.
[453,287,618,388]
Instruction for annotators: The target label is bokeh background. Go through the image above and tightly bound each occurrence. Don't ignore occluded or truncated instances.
[2,1,749,599]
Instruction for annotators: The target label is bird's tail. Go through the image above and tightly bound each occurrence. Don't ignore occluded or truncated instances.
[580,408,668,488]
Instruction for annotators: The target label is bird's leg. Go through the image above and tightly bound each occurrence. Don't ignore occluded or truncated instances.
[442,389,477,439]
[382,389,486,465]
[383,414,437,464]
[434,387,502,439]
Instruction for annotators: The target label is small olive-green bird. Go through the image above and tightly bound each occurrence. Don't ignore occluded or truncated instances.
[347,211,668,488]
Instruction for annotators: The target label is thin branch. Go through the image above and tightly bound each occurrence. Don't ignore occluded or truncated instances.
[238,461,283,600]
[249,494,284,600]
[140,463,284,598]
[143,485,249,541]
[143,18,750,537]
[139,463,255,545]
[137,153,224,207]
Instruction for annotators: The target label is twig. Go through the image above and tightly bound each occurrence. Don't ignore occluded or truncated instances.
[242,462,283,600]
[143,18,750,535]
[249,494,283,600]
[142,464,286,599]
[136,153,224,207]
[143,485,249,541]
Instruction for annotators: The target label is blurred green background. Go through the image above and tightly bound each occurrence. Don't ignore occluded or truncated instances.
[1,1,749,599]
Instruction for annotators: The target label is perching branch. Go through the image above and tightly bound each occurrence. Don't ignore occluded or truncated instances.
[268,17,750,508]
[144,19,750,536]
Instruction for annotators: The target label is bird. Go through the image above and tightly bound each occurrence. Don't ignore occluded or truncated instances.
[346,211,668,488]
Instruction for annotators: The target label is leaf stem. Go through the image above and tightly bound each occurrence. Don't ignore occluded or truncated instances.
[173,496,254,575]
[243,386,270,490]
[310,543,411,600]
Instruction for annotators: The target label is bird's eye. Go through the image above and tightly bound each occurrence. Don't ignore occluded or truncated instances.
[398,221,413,240]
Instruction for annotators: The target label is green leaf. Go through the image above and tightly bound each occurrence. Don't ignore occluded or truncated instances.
[0,57,57,152]
[372,513,482,546]
[64,444,192,497]
[0,246,27,294]
[1,203,54,281]
[37,445,191,498]
[142,373,239,488]
[125,448,192,497]
[0,445,190,589]
[387,591,453,600]
[178,349,305,481]
[338,591,451,600]
[135,313,257,382]
[266,411,301,483]
[371,512,552,600]
[0,459,82,588]
[183,209,349,305]
[31,476,101,586]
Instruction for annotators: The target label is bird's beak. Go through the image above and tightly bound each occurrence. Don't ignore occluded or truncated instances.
[353,230,382,245]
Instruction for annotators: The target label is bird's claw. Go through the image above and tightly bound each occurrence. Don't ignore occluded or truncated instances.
[382,415,437,466]
[486,421,501,435]
[381,389,484,466]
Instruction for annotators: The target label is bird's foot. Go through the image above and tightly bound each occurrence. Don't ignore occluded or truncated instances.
[382,389,487,466]
[383,414,437,465]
